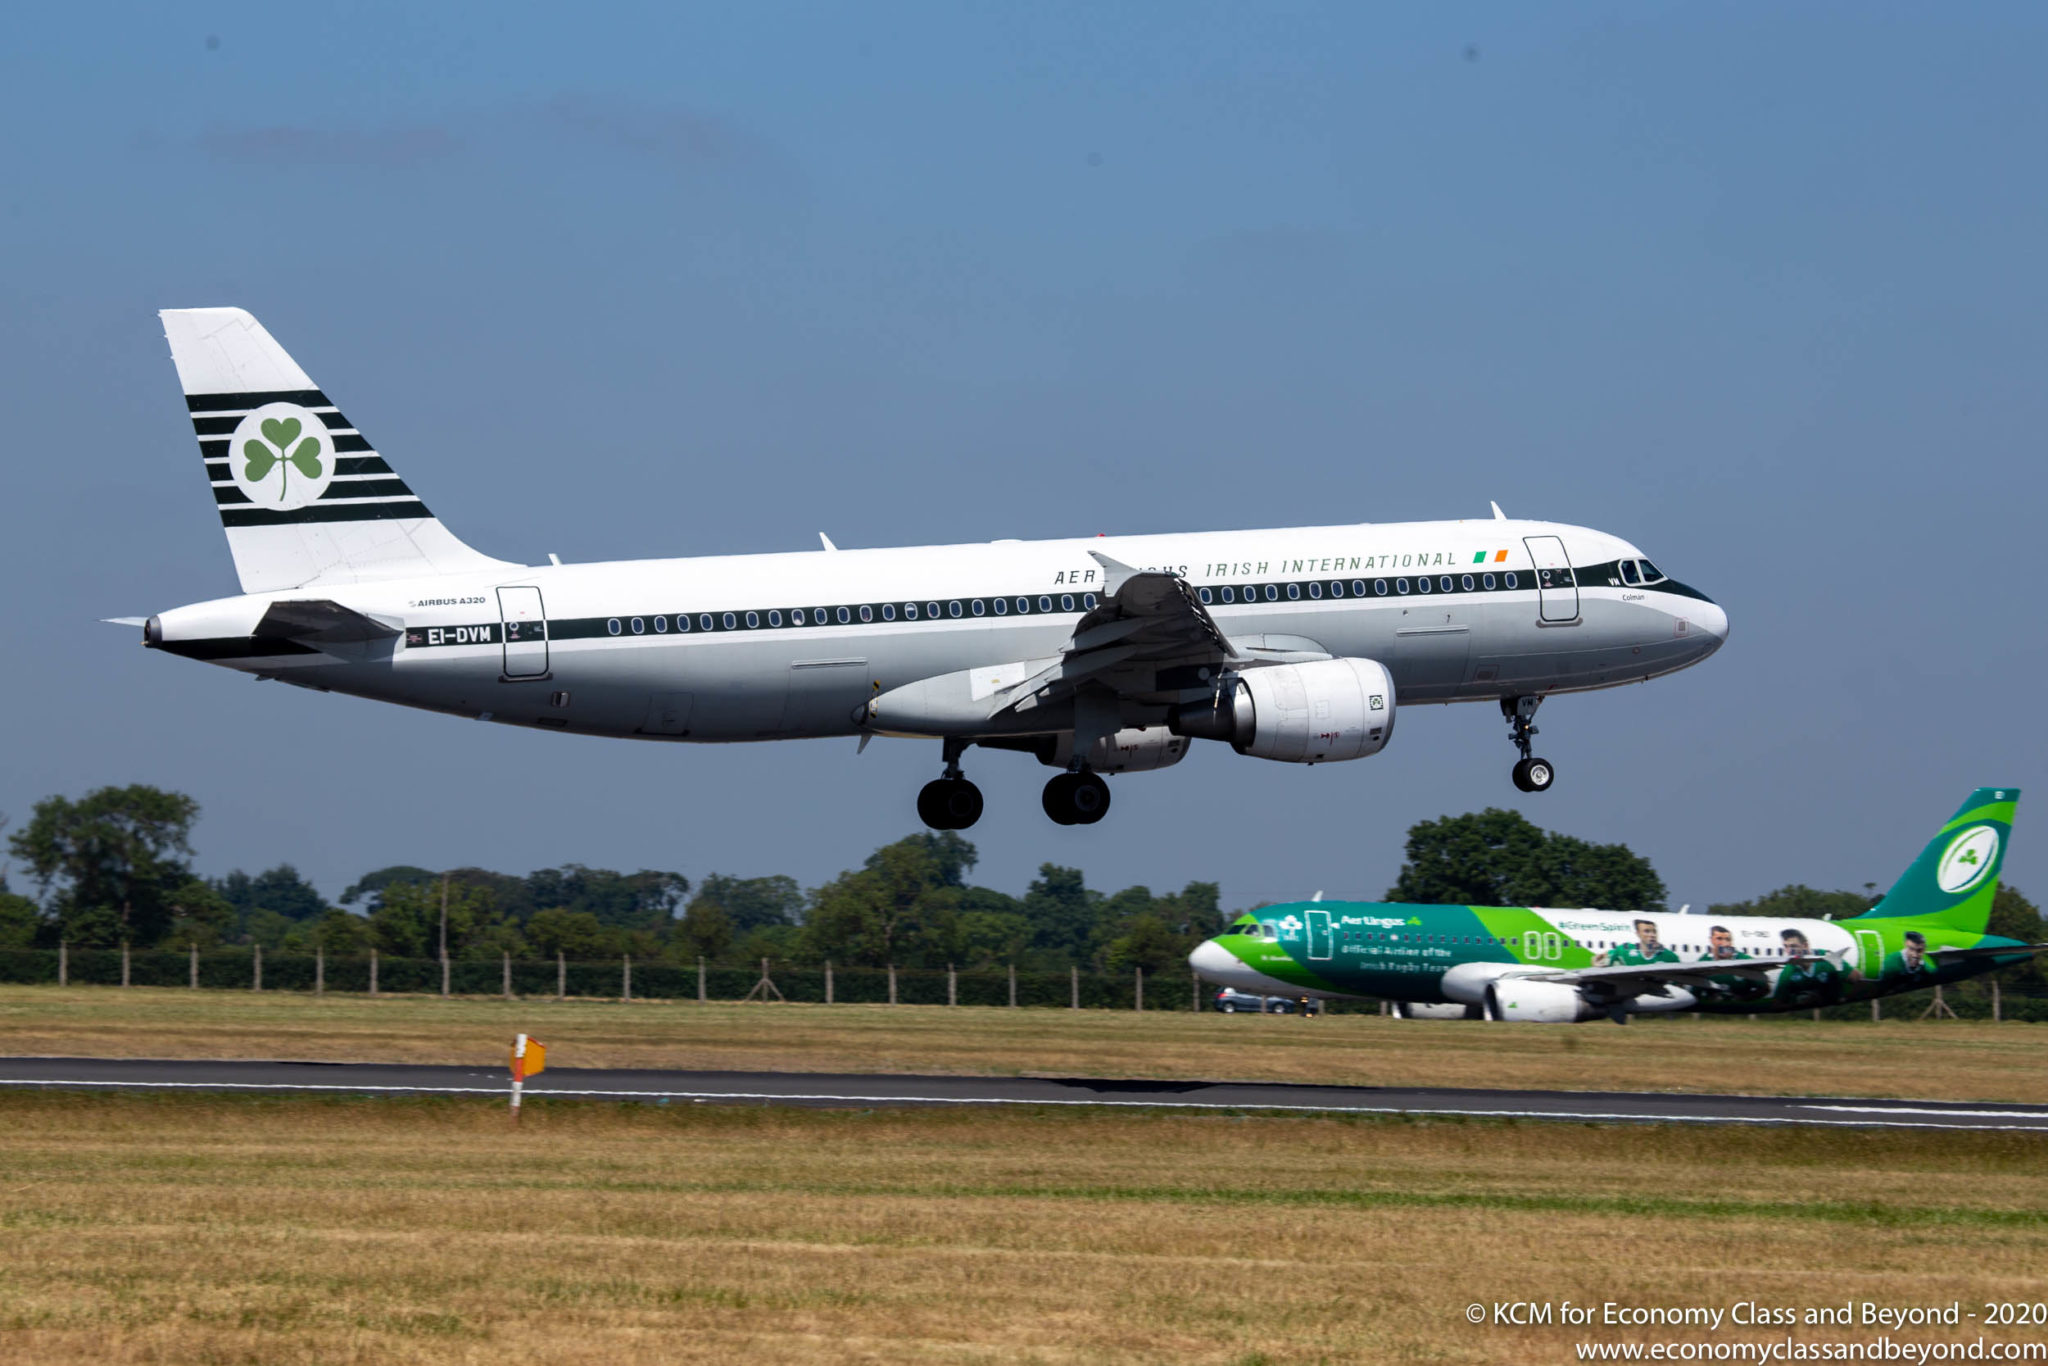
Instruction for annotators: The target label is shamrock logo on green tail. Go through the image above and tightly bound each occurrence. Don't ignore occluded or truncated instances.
[243,416,324,502]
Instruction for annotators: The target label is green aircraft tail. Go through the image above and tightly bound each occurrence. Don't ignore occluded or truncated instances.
[1852,787,2019,933]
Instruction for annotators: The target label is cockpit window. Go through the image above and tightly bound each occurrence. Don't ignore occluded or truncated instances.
[1619,561,1641,586]
[1637,559,1665,583]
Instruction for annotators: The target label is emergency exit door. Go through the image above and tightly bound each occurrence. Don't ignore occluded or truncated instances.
[1523,535,1579,623]
[498,586,549,678]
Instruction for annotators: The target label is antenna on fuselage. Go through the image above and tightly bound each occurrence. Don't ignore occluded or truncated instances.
[1490,501,1507,521]
[1311,890,1324,901]
[819,533,838,551]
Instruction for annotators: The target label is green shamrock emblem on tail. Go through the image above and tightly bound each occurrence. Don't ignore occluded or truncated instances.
[243,417,324,502]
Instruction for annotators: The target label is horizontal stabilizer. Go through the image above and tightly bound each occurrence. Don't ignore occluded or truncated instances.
[254,599,402,645]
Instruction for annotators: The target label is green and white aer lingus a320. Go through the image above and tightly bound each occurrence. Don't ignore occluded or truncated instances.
[1190,789,2043,1022]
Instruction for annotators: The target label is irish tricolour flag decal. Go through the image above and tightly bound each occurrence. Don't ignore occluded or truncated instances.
[1472,549,1510,564]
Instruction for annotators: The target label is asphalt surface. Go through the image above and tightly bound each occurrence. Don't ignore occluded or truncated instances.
[2,1056,2046,1129]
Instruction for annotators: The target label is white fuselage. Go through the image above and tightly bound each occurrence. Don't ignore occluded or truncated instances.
[147,517,1726,745]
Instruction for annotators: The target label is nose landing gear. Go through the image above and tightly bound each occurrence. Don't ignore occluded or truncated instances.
[917,739,984,830]
[1503,696,1555,793]
[1042,769,1111,826]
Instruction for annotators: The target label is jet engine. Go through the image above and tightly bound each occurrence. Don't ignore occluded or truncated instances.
[1169,658,1395,764]
[1483,979,1599,1023]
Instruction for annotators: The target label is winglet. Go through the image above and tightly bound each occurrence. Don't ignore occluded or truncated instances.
[1491,501,1507,521]
[1087,549,1142,596]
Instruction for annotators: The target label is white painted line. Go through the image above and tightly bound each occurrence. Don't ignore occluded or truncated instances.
[1,1077,2043,1128]
[1802,1104,2048,1120]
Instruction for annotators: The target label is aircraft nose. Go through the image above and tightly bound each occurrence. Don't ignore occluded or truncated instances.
[1694,597,1729,646]
[1188,938,1241,982]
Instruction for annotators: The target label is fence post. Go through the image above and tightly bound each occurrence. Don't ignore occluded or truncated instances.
[888,964,898,1005]
[698,956,707,1003]
[190,943,199,990]
[1070,965,1079,1010]
[1871,995,1880,1022]
[557,950,566,1001]
[1812,1008,1821,1023]
[440,950,450,999]
[1379,999,1388,1016]
[1008,963,1017,1008]
[1135,966,1144,1011]
[1993,978,2002,1023]
[369,947,378,996]
[316,945,325,996]
[947,964,957,1007]
[252,943,262,992]
[623,954,632,1002]
[503,950,512,1001]
[825,960,834,1005]
[58,941,67,987]
[1191,969,1200,1012]
[121,941,131,988]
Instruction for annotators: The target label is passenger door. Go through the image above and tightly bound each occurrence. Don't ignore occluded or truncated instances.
[497,586,548,678]
[1523,535,1578,623]
[1305,908,1333,961]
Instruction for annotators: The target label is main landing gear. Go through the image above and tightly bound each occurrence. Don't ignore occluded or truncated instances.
[1502,695,1556,793]
[917,739,984,831]
[1042,769,1111,826]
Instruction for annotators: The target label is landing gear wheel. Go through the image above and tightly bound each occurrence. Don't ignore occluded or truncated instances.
[1041,771,1112,826]
[1510,757,1555,793]
[1502,696,1553,793]
[917,778,984,830]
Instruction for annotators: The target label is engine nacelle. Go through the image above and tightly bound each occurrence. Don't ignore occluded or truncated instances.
[1038,726,1189,774]
[1170,658,1396,764]
[1389,1000,1482,1021]
[1484,979,1600,1023]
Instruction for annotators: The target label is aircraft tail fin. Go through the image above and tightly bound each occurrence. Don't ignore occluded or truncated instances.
[1853,787,2019,933]
[159,308,515,593]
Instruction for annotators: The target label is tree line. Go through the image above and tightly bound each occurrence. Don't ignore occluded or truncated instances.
[2,787,2040,990]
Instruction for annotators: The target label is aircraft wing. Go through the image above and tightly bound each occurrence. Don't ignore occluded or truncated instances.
[1522,954,1821,999]
[1931,942,2048,961]
[253,599,404,646]
[991,552,1236,715]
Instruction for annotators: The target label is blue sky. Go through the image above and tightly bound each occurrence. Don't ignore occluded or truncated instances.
[3,3,2044,910]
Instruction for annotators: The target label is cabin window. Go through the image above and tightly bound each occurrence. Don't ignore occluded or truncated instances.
[630,617,645,634]
[992,598,1007,615]
[926,602,942,620]
[1504,572,1519,590]
[676,615,691,632]
[1219,586,1235,603]
[1482,574,1496,590]
[744,612,759,629]
[791,609,806,625]
[1439,576,1452,592]
[1060,594,1075,612]
[1015,598,1031,614]
[1417,577,1432,594]
[1286,583,1301,600]
[606,618,621,635]
[1263,584,1278,601]
[1461,575,1474,592]
[1329,581,1344,598]
[882,603,898,621]
[700,614,715,631]
[1307,581,1322,599]
[1038,596,1053,613]
[971,599,985,616]
[1395,579,1409,594]
[1083,593,1098,609]
[722,613,736,630]
[860,605,873,623]
[833,607,849,624]
[948,600,963,618]
[1198,587,1214,604]
[654,615,669,632]
[766,610,782,628]
[903,603,919,620]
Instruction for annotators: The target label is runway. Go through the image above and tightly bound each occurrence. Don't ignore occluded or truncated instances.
[3,1056,2046,1130]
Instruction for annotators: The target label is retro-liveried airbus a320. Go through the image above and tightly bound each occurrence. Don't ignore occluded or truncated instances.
[132,308,1727,828]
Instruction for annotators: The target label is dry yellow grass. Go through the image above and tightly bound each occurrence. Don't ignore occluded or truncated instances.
[0,1091,2043,1365]
[2,984,2045,1102]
